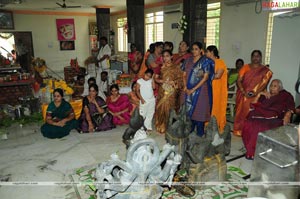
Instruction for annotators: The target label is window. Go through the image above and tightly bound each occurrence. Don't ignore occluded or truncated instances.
[145,11,164,50]
[206,2,221,48]
[265,13,274,65]
[117,17,128,52]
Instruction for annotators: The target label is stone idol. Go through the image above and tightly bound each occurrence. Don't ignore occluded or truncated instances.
[96,108,182,198]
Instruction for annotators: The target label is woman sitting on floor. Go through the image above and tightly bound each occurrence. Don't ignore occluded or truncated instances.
[242,79,295,159]
[78,83,115,133]
[41,88,78,139]
[107,84,132,125]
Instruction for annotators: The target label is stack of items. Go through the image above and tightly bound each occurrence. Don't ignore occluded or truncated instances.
[116,74,132,88]
[40,79,74,103]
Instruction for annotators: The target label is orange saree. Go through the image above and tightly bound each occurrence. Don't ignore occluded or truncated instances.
[233,64,273,136]
[211,59,228,133]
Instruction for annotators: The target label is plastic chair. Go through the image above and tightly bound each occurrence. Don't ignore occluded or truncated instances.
[227,83,237,117]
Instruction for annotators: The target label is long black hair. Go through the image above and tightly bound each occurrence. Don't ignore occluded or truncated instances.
[53,88,64,97]
[206,45,220,58]
[251,50,262,58]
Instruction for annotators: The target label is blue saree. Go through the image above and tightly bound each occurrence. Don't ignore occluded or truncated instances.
[185,56,215,117]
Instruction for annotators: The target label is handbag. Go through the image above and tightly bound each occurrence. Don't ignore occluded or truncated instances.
[92,112,103,126]
[91,104,108,126]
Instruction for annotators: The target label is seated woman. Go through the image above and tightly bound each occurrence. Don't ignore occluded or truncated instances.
[78,83,115,133]
[107,84,132,125]
[242,79,295,159]
[128,81,140,115]
[41,88,78,139]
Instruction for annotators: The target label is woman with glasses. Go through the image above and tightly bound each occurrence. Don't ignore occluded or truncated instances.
[182,42,215,137]
[78,83,115,133]
[107,84,132,125]
[41,88,78,139]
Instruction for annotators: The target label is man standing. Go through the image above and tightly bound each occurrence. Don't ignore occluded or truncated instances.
[97,36,111,72]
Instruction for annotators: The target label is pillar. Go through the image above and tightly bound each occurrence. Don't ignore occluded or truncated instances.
[183,0,207,47]
[96,8,110,44]
[126,0,145,54]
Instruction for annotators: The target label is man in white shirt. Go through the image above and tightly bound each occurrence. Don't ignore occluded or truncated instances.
[97,36,111,71]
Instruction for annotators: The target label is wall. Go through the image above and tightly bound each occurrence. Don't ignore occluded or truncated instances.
[163,11,183,53]
[219,2,269,68]
[11,12,96,73]
[269,14,300,103]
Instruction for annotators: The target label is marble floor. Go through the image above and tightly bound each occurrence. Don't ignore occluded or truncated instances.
[0,122,253,199]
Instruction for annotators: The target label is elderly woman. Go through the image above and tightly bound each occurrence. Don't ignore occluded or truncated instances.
[41,88,78,139]
[242,79,295,159]
[78,83,115,133]
[183,42,215,137]
[107,84,132,125]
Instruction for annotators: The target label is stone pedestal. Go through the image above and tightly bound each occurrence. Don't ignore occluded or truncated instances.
[188,154,227,190]
[0,80,34,105]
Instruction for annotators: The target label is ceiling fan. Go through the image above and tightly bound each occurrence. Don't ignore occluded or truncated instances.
[56,0,81,8]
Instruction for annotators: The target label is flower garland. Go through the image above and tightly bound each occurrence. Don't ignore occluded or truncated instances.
[178,15,188,34]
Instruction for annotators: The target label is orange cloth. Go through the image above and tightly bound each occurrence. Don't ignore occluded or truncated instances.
[233,64,273,136]
[42,100,82,121]
[211,59,228,133]
[137,52,150,79]
[128,91,140,115]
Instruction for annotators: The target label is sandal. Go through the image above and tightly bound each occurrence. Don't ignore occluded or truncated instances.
[245,155,254,160]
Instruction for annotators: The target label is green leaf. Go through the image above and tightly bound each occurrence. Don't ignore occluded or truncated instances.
[76,168,84,175]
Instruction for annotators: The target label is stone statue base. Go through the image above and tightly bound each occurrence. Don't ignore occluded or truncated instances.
[188,154,227,190]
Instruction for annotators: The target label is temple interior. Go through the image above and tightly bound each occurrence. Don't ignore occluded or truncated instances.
[0,0,299,199]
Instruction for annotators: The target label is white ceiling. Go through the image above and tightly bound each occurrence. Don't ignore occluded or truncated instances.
[1,0,166,13]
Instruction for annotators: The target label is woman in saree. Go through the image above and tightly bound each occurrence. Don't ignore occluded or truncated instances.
[173,41,192,66]
[135,43,155,81]
[183,42,215,137]
[206,45,228,134]
[147,42,164,96]
[128,43,143,80]
[155,49,183,134]
[233,50,273,136]
[107,84,132,125]
[78,83,115,133]
[242,79,295,159]
[41,88,78,139]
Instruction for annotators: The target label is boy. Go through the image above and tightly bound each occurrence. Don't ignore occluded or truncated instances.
[136,69,156,131]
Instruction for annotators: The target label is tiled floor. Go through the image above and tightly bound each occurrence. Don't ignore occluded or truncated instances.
[0,121,253,199]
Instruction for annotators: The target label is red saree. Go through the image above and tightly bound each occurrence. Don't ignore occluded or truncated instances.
[107,94,132,125]
[233,65,273,136]
[242,90,295,157]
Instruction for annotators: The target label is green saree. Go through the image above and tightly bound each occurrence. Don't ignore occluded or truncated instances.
[41,100,78,139]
